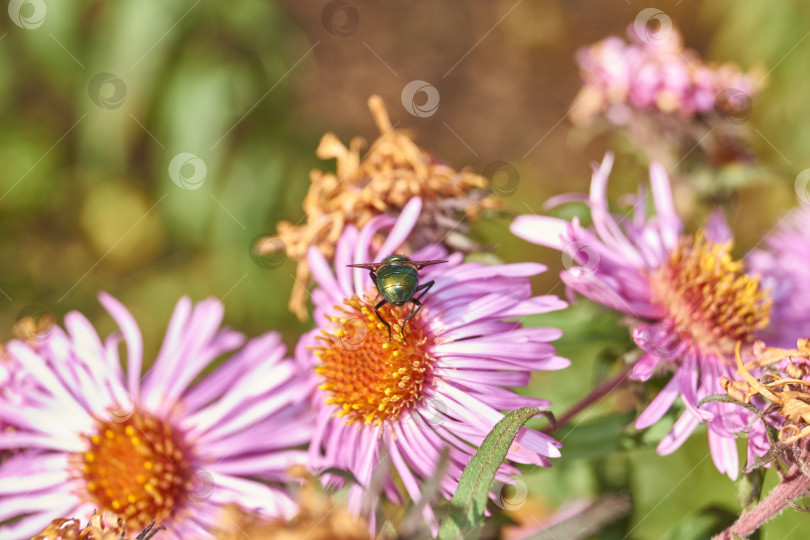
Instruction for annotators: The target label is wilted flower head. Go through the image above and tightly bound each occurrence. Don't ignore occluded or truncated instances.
[0,295,312,539]
[510,153,772,478]
[33,511,160,540]
[722,340,810,448]
[214,466,372,540]
[747,205,810,348]
[257,95,502,320]
[299,197,568,529]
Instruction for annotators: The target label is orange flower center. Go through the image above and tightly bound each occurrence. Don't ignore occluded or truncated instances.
[649,231,771,355]
[71,411,193,530]
[315,295,436,425]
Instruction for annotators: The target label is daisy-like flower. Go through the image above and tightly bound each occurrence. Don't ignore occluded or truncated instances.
[747,205,810,348]
[298,197,568,528]
[256,95,501,321]
[510,153,773,479]
[0,294,311,539]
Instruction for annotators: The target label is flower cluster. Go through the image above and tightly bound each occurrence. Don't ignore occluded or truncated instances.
[2,16,807,540]
[572,26,759,125]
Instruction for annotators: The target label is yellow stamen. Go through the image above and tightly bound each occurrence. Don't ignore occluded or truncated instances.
[650,231,771,356]
[314,295,436,425]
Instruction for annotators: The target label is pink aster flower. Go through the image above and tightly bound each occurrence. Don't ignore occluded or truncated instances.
[510,153,773,479]
[0,294,311,539]
[572,25,758,125]
[747,205,810,348]
[298,197,568,528]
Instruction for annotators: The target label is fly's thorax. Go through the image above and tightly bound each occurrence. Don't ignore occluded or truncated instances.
[377,264,418,305]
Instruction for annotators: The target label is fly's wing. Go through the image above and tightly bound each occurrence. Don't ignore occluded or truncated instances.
[413,259,448,270]
[346,262,386,271]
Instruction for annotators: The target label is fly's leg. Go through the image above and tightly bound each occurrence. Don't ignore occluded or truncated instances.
[401,280,434,343]
[374,299,392,343]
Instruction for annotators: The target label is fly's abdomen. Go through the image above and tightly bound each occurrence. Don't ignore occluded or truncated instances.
[377,266,418,305]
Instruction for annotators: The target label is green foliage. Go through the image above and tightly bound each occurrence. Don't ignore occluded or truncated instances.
[437,407,545,540]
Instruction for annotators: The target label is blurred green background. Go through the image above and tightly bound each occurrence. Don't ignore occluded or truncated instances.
[2,0,809,537]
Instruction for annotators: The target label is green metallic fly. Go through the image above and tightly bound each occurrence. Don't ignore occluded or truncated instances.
[347,254,448,343]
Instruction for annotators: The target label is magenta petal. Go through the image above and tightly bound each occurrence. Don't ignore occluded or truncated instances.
[708,428,739,480]
[657,410,699,455]
[377,197,422,258]
[99,292,144,400]
[509,215,569,250]
[635,376,679,429]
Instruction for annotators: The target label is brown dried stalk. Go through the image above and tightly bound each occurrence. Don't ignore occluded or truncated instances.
[256,96,502,320]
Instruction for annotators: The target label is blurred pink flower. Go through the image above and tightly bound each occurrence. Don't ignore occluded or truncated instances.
[572,25,758,125]
[299,197,568,529]
[0,295,311,539]
[510,153,773,479]
[748,206,810,348]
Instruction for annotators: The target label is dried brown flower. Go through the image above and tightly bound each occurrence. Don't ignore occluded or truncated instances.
[214,466,373,540]
[33,510,162,540]
[720,340,810,444]
[256,95,502,320]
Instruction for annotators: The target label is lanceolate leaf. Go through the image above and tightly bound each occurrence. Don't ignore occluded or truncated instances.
[437,407,543,540]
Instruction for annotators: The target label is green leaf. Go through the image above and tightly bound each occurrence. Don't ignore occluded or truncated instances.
[660,505,737,540]
[737,468,765,511]
[437,407,542,540]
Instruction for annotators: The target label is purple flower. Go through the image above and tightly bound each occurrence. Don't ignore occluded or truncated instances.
[510,153,773,479]
[748,206,810,348]
[572,25,758,125]
[0,295,312,539]
[298,197,568,528]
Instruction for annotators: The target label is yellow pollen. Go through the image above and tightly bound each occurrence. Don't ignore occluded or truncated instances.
[650,231,772,355]
[69,411,194,531]
[314,295,437,425]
